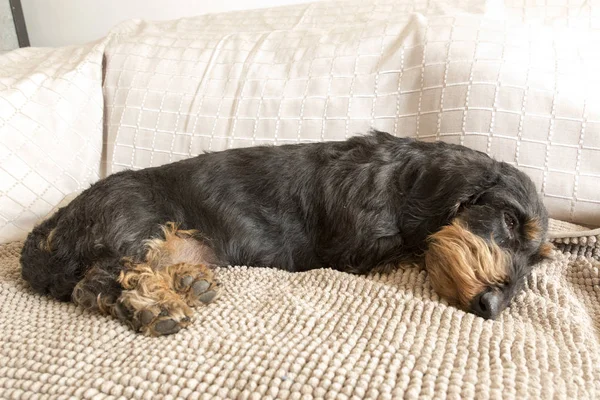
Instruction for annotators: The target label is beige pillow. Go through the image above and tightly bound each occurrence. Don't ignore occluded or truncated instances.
[0,42,106,243]
[101,0,599,227]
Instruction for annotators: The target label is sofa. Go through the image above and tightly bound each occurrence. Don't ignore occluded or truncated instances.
[0,0,599,398]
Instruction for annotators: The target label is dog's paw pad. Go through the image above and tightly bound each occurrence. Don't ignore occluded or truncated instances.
[134,306,192,337]
[139,309,156,326]
[192,280,211,296]
[154,318,182,335]
[175,268,221,307]
[180,275,194,288]
[198,290,218,304]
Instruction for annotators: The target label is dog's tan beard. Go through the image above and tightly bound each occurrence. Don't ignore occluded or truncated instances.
[424,220,509,308]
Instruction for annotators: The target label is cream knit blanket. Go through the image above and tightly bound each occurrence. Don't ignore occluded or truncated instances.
[1,221,599,399]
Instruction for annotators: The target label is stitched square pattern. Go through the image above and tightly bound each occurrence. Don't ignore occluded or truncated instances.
[0,42,106,243]
[102,0,600,227]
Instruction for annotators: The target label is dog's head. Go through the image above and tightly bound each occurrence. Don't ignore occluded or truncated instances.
[421,159,550,319]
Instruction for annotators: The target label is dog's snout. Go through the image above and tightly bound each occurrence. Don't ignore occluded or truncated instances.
[471,289,503,319]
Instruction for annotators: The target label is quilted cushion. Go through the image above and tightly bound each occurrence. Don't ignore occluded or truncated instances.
[102,0,600,227]
[0,42,106,243]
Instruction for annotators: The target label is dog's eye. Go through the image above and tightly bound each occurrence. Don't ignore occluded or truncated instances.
[503,213,516,231]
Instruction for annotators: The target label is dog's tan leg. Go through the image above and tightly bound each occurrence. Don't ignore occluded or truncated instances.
[73,223,222,336]
[117,223,222,336]
[140,222,222,307]
[117,261,220,336]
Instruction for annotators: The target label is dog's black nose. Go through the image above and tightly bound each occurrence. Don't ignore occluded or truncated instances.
[471,290,502,319]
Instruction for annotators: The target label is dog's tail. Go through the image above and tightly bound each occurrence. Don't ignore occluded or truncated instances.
[20,207,83,301]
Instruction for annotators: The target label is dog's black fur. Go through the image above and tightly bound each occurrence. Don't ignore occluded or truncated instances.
[21,131,549,330]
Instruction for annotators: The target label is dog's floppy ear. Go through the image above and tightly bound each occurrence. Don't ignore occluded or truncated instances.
[449,188,492,218]
[406,157,500,220]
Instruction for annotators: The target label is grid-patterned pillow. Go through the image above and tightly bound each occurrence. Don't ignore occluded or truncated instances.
[0,42,105,243]
[102,0,600,226]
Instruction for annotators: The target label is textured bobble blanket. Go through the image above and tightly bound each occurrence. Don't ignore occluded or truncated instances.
[0,220,599,399]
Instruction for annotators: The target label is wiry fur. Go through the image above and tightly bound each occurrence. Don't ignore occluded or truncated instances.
[20,131,550,334]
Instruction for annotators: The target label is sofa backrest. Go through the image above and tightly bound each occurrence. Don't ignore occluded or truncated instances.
[102,0,600,227]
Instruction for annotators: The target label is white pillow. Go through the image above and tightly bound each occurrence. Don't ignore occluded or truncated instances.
[100,0,598,227]
[0,42,105,243]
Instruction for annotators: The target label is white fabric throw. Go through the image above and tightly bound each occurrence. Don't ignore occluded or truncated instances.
[1,221,599,399]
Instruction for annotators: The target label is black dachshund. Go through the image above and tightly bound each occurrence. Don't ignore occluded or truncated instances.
[20,131,551,335]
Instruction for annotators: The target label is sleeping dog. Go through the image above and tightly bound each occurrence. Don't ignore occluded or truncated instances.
[20,131,551,336]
